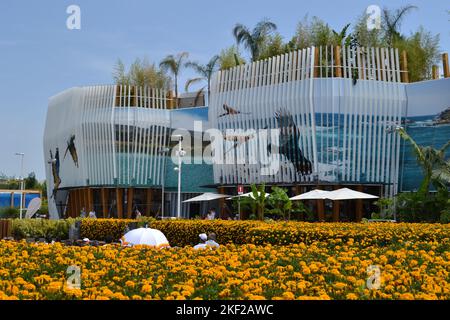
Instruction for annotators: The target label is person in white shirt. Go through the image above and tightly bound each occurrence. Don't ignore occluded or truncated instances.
[193,233,208,250]
[206,208,216,220]
[205,233,219,249]
[135,209,142,219]
[88,210,97,219]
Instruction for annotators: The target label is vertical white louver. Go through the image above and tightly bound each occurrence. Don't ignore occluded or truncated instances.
[209,46,407,197]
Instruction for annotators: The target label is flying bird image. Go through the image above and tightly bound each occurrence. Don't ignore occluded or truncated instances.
[223,133,256,154]
[64,134,79,167]
[268,109,312,176]
[218,104,250,117]
[50,149,61,199]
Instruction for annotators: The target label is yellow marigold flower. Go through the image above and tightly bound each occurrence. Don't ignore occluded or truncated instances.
[282,292,295,300]
[346,293,358,300]
[399,293,415,300]
[334,282,346,290]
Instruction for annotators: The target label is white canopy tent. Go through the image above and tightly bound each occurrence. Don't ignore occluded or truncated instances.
[183,192,231,203]
[325,188,379,200]
[290,189,330,201]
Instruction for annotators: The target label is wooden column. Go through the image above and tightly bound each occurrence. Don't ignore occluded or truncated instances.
[218,186,226,219]
[315,184,325,221]
[314,47,320,78]
[400,50,409,83]
[167,91,174,109]
[317,199,325,222]
[101,188,108,218]
[332,185,340,222]
[334,46,342,78]
[116,188,123,219]
[356,185,364,222]
[332,201,340,222]
[432,65,439,79]
[87,188,93,213]
[71,191,77,218]
[145,189,153,216]
[126,188,134,219]
[443,53,449,78]
[77,189,82,216]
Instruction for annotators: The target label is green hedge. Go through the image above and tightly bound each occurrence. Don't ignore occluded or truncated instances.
[6,218,450,247]
[11,219,76,240]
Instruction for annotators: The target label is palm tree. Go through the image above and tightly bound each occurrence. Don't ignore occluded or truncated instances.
[332,23,351,46]
[159,52,189,106]
[396,127,450,194]
[233,19,277,62]
[250,183,267,220]
[382,5,417,46]
[184,55,220,105]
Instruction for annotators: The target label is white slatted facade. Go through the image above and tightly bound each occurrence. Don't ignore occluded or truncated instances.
[44,85,171,218]
[209,46,407,197]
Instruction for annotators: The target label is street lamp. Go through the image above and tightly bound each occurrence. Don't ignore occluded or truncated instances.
[15,153,25,219]
[158,147,170,219]
[173,135,185,219]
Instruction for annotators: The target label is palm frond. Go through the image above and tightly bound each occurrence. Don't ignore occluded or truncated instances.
[184,77,204,92]
[396,127,426,163]
[159,55,177,74]
[185,61,207,77]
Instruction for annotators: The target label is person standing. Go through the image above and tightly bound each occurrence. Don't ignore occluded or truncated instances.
[88,210,97,219]
[80,207,86,218]
[135,208,142,219]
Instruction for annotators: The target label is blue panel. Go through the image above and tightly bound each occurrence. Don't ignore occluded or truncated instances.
[0,193,12,207]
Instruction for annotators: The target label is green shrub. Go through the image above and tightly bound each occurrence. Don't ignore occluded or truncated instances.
[76,219,450,247]
[0,207,19,219]
[11,218,75,240]
[440,200,450,224]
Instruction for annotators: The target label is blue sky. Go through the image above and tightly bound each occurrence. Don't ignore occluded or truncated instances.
[0,0,448,180]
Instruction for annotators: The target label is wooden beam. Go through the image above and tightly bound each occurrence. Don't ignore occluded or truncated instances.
[400,50,409,83]
[432,65,439,79]
[334,46,342,77]
[116,188,123,219]
[443,53,449,78]
[126,188,134,219]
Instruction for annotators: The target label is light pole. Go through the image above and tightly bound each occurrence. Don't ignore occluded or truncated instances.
[15,153,25,219]
[158,147,170,219]
[173,135,185,219]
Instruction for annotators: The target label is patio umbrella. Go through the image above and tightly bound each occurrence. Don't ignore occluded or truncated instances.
[183,192,231,203]
[228,191,270,200]
[290,189,330,200]
[121,227,170,248]
[325,188,379,200]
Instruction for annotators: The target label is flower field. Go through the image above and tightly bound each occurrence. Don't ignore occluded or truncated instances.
[0,223,449,300]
